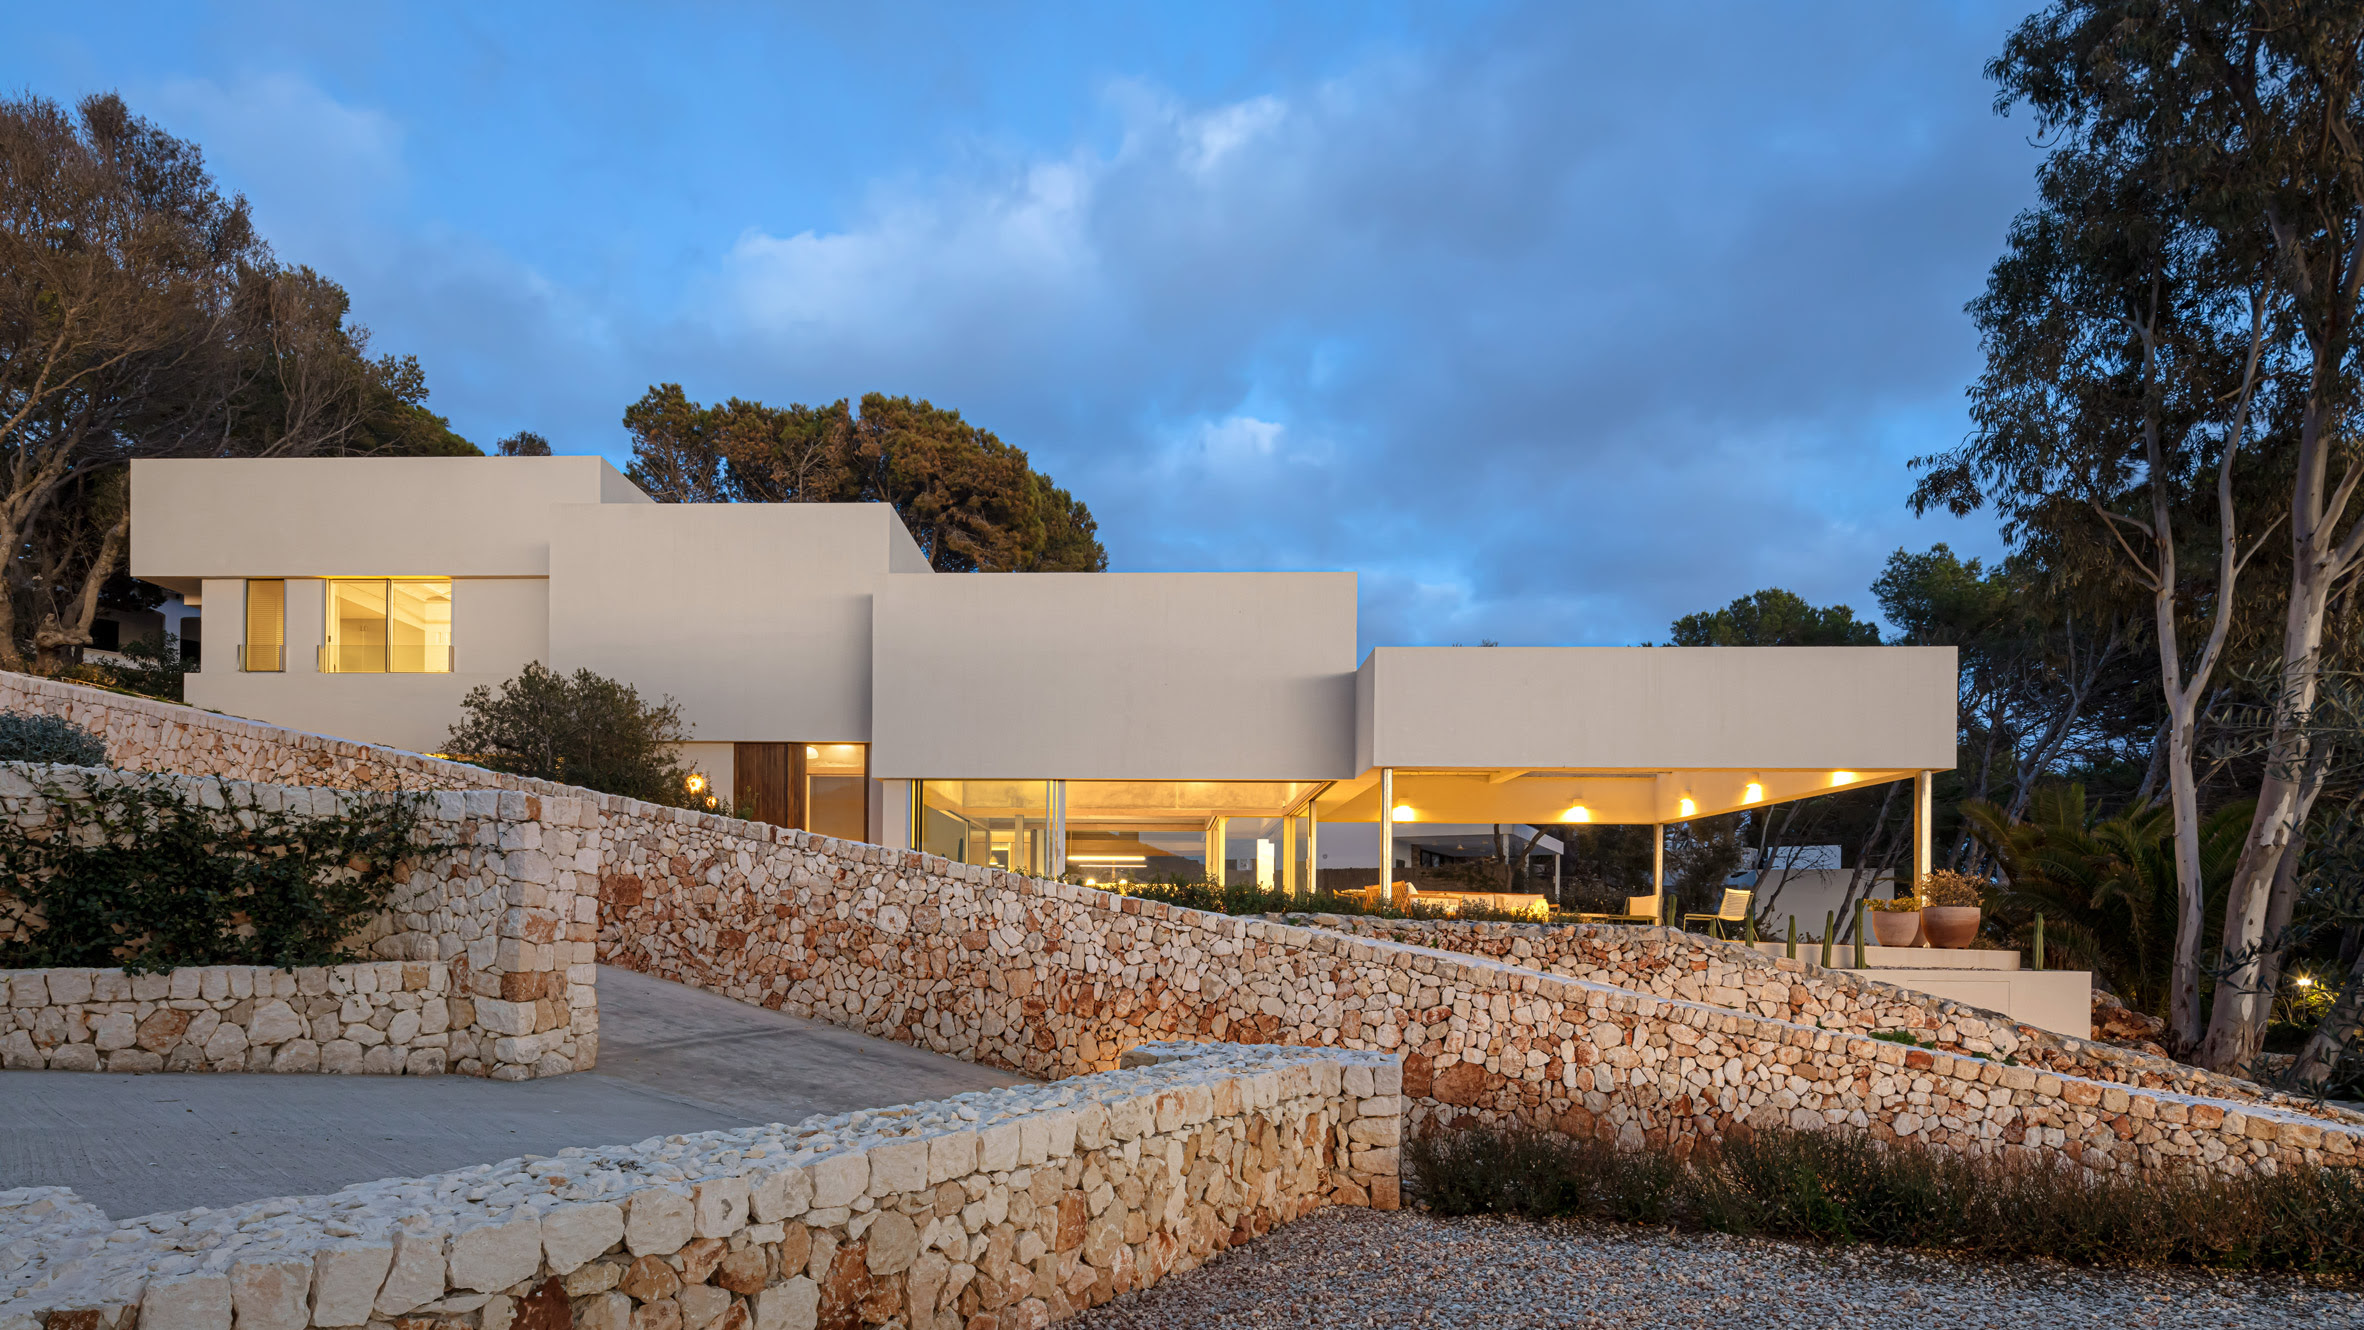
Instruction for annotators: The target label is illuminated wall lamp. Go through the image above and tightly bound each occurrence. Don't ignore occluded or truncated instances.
[1831,771,1858,786]
[1392,804,1416,822]
[1677,796,1697,818]
[1742,782,1764,803]
[1566,805,1591,823]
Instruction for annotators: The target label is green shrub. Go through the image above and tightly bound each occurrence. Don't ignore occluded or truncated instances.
[0,775,436,972]
[0,711,109,767]
[445,661,697,805]
[1407,1121,2364,1278]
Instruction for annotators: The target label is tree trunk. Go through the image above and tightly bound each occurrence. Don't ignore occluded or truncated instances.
[2199,403,2351,1070]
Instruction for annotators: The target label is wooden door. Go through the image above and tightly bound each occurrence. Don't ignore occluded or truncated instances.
[732,743,806,829]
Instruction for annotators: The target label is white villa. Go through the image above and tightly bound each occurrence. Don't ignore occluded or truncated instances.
[129,456,1961,900]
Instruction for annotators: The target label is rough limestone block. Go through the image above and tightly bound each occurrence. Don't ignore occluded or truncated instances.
[691,1178,748,1238]
[624,1187,694,1257]
[541,1201,625,1274]
[750,1167,811,1223]
[144,1273,232,1330]
[228,1258,311,1330]
[675,1285,731,1330]
[308,1240,394,1326]
[373,1227,446,1317]
[576,1292,633,1330]
[247,1001,304,1046]
[449,1212,542,1293]
[926,1132,977,1186]
[866,1140,929,1197]
[806,1154,866,1210]
[754,1278,819,1330]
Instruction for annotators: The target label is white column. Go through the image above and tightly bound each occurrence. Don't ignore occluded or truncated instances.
[1280,815,1298,897]
[1047,780,1066,879]
[1652,822,1665,922]
[1912,769,1934,897]
[1306,808,1320,900]
[1207,815,1228,887]
[1378,768,1396,906]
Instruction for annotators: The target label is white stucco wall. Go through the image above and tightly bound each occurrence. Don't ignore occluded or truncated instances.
[1356,646,1960,772]
[545,502,921,744]
[870,571,1360,781]
[131,456,644,592]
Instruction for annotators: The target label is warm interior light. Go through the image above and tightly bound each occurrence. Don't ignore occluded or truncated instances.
[1677,796,1697,818]
[1831,771,1857,786]
[1743,782,1764,803]
[1067,854,1148,865]
[806,745,818,758]
[1392,804,1415,822]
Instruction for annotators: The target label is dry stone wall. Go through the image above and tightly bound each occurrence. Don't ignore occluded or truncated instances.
[1,1042,1401,1330]
[0,766,597,1081]
[1285,914,2356,1124]
[8,675,2361,1176]
[594,815,2364,1180]
[2,962,452,1076]
[0,673,562,799]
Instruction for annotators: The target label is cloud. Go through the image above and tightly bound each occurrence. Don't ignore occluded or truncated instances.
[36,4,2031,650]
[685,4,2031,647]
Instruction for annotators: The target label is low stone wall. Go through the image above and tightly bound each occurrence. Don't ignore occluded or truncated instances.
[595,815,2364,1178]
[1,962,452,1075]
[0,766,599,1081]
[1283,914,2354,1124]
[1,1042,1401,1330]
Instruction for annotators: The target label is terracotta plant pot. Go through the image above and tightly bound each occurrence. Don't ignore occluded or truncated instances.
[1921,905,1982,949]
[1869,909,1922,948]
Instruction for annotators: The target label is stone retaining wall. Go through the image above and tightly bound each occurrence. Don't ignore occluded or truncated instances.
[1,1042,1401,1330]
[1,962,452,1075]
[594,814,2364,1179]
[0,766,598,1081]
[0,673,563,800]
[1280,914,2354,1124]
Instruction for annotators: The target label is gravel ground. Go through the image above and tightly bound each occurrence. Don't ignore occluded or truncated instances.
[1071,1207,2359,1329]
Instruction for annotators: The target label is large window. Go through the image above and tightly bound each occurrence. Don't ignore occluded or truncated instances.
[918,780,1052,875]
[242,579,285,672]
[323,579,450,673]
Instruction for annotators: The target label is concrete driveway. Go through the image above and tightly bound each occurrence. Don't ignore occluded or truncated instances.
[0,965,1029,1219]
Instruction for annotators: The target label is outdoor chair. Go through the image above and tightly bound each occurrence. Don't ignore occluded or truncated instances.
[1575,892,1660,925]
[1683,888,1754,939]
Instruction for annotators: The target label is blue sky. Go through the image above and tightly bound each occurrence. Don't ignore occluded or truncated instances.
[6,2,2038,649]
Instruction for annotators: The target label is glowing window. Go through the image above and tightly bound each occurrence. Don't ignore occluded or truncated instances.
[243,579,285,672]
[323,579,451,673]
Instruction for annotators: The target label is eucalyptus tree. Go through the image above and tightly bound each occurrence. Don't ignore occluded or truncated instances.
[1918,5,2291,1051]
[1974,2,2364,1068]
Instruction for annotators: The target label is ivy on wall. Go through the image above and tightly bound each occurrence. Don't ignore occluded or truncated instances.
[0,775,440,972]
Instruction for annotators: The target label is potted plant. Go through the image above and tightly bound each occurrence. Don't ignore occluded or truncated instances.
[1866,895,1923,947]
[1916,869,1985,948]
